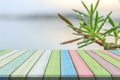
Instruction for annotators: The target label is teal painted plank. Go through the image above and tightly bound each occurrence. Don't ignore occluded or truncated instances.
[61,50,77,78]
[0,50,27,68]
[0,50,36,80]
[10,50,44,80]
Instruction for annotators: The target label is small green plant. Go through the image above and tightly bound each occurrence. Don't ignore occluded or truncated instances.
[58,0,120,50]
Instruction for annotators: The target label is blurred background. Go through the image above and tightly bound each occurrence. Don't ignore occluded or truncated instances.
[0,0,120,49]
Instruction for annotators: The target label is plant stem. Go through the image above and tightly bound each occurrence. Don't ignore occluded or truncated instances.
[61,37,83,44]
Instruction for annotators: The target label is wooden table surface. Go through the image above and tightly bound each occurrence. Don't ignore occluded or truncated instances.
[0,50,120,80]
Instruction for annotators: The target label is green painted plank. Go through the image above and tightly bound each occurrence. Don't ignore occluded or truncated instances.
[44,50,60,78]
[77,50,111,77]
[0,50,11,56]
[93,50,120,69]
[10,50,44,80]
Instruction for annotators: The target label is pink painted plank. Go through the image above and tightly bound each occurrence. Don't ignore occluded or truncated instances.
[69,50,94,77]
[101,50,120,61]
[86,50,120,77]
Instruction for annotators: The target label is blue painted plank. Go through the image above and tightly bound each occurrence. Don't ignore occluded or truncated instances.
[61,50,77,77]
[0,50,36,80]
[108,50,120,56]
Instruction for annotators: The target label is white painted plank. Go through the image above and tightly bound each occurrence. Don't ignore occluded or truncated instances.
[27,50,52,79]
[10,50,44,77]
[0,50,27,68]
[0,50,19,61]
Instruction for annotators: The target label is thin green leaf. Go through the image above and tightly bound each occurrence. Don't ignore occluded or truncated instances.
[89,4,94,29]
[113,31,118,38]
[93,16,104,23]
[98,16,104,22]
[102,26,119,36]
[94,11,99,32]
[108,17,117,37]
[94,0,100,13]
[89,7,93,29]
[108,17,115,27]
[77,39,90,45]
[68,25,89,33]
[77,36,95,45]
[98,19,104,23]
[99,16,104,19]
[90,4,94,14]
[78,41,93,48]
[58,13,73,26]
[80,23,91,32]
[97,11,112,32]
[90,15,93,29]
[72,9,89,17]
[73,33,89,36]
[81,1,90,14]
[77,17,85,22]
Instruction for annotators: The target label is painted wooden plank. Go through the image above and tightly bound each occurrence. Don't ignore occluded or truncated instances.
[61,50,77,78]
[101,50,120,61]
[10,50,44,80]
[108,50,120,56]
[77,50,111,77]
[0,50,11,56]
[27,50,52,80]
[69,50,94,78]
[0,50,27,68]
[44,50,60,80]
[93,50,120,69]
[0,50,19,61]
[0,50,36,80]
[86,50,120,77]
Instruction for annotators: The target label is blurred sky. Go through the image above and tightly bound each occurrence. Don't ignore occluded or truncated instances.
[0,0,64,15]
[0,0,120,15]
